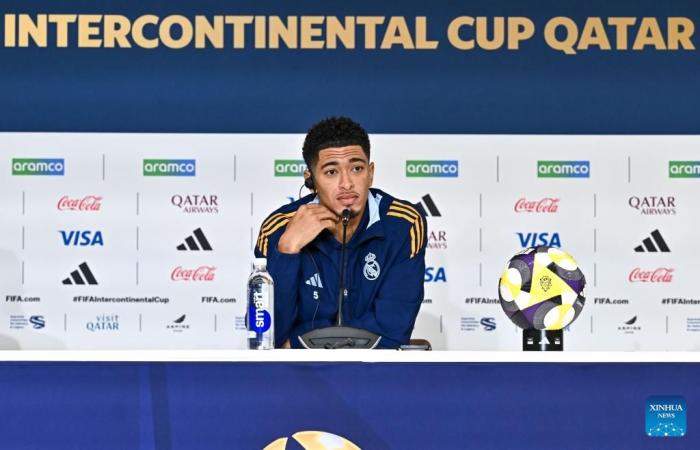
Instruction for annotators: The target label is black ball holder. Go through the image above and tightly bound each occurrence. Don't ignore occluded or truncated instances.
[522,329,563,351]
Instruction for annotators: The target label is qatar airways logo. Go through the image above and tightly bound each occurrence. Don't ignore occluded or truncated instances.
[628,268,674,283]
[57,195,103,211]
[171,265,216,281]
[514,197,560,213]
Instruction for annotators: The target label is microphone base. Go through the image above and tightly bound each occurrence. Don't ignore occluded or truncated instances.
[298,326,382,349]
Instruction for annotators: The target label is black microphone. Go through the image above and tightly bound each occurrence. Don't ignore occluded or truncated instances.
[336,209,351,326]
[297,207,381,349]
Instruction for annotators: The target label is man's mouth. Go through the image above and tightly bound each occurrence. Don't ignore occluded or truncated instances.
[337,194,358,206]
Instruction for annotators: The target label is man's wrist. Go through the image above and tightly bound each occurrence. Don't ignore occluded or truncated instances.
[277,234,302,254]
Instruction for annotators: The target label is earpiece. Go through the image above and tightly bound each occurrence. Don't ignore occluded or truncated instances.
[304,170,315,190]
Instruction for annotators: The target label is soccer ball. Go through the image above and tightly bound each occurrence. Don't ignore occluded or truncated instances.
[498,246,586,330]
[264,431,361,450]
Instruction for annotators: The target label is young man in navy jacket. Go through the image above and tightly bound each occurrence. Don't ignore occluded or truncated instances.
[254,117,427,349]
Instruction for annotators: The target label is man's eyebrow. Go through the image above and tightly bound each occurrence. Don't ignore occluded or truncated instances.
[320,157,367,170]
[320,160,339,170]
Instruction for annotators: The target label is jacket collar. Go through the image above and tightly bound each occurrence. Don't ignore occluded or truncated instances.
[308,190,385,255]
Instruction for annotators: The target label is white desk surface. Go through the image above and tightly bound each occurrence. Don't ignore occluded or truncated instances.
[0,350,697,363]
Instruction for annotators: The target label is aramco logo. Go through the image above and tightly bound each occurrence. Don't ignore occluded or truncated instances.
[264,431,360,450]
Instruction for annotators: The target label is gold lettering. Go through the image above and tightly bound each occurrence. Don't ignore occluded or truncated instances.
[447,16,475,50]
[103,15,131,48]
[48,14,76,48]
[415,17,438,49]
[544,17,578,55]
[78,15,102,48]
[132,15,159,49]
[326,16,355,49]
[224,16,253,49]
[356,16,384,49]
[607,17,635,50]
[633,17,666,50]
[5,14,16,47]
[300,16,324,49]
[476,16,504,50]
[508,17,534,49]
[18,14,47,47]
[160,15,193,49]
[269,16,297,49]
[578,17,611,50]
[194,16,223,49]
[667,17,695,50]
[381,17,414,49]
[254,15,266,49]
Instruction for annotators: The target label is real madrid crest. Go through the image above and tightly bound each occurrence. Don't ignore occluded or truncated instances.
[363,252,380,281]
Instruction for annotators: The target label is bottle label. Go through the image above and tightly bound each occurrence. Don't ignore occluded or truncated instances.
[248,291,272,333]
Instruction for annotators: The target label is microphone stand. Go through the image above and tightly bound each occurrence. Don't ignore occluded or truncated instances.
[298,209,382,349]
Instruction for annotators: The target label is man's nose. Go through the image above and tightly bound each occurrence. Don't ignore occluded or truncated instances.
[339,169,353,189]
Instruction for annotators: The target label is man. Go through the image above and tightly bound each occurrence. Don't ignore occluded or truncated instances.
[254,117,426,349]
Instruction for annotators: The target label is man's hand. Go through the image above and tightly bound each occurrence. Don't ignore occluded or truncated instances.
[277,204,338,254]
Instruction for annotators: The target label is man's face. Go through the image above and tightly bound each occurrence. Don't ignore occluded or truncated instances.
[310,145,374,217]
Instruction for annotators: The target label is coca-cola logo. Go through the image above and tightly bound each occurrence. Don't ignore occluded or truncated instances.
[628,267,674,283]
[514,197,559,213]
[57,195,103,211]
[171,265,216,281]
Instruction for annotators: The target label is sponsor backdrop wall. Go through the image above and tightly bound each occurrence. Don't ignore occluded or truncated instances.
[1,0,699,350]
[2,134,700,350]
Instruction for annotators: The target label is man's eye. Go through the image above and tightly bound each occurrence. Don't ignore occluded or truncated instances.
[325,169,337,176]
[352,166,364,173]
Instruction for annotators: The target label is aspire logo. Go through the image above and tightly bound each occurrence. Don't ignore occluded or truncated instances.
[143,159,196,176]
[12,158,64,176]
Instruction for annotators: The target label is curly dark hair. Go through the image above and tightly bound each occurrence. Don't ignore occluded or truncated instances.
[302,117,370,169]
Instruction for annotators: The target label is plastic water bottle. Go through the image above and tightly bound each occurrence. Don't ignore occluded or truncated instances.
[247,258,274,349]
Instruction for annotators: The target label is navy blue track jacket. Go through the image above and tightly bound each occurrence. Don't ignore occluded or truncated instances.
[254,188,427,349]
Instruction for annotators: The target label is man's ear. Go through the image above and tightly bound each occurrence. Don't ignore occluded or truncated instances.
[303,169,315,191]
[368,162,375,187]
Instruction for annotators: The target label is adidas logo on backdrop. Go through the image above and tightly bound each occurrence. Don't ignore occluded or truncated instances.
[634,230,670,253]
[177,228,213,251]
[62,262,98,285]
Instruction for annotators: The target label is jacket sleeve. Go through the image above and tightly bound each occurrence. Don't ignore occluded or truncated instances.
[345,215,427,349]
[254,213,300,348]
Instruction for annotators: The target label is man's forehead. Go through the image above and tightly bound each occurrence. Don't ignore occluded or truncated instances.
[317,145,367,163]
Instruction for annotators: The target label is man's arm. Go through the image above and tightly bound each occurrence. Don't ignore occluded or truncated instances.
[254,204,339,347]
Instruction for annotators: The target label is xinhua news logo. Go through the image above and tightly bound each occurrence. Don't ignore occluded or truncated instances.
[669,161,700,178]
[646,396,686,437]
[537,160,590,178]
[406,160,459,178]
[274,160,305,177]
[12,158,65,176]
[143,159,196,176]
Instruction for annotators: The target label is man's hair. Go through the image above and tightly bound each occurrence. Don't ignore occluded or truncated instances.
[302,116,370,169]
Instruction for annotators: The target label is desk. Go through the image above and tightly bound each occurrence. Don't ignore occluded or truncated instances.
[0,351,697,449]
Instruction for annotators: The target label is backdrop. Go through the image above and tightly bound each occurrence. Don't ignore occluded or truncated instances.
[1,1,699,350]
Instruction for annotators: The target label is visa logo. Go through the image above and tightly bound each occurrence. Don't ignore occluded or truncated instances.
[424,267,447,282]
[60,230,104,246]
[517,232,561,248]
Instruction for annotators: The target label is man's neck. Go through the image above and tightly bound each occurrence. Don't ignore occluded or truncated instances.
[331,206,365,244]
